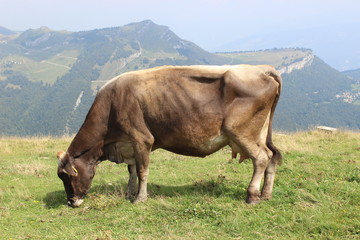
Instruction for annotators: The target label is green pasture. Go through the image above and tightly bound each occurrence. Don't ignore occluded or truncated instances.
[0,50,78,85]
[0,131,359,239]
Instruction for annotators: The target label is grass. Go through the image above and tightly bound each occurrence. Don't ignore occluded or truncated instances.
[0,131,359,239]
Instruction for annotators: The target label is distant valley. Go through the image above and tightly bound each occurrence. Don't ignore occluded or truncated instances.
[0,20,359,136]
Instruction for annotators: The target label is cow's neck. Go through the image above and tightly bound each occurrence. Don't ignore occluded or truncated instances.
[67,92,110,160]
[68,124,106,160]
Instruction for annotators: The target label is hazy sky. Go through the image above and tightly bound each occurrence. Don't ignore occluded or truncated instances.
[1,0,359,50]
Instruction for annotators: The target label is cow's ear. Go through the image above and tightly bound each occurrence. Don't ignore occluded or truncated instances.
[57,151,66,160]
[57,152,78,177]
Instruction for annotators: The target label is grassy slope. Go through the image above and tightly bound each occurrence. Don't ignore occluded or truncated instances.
[0,131,359,239]
[0,50,78,85]
[217,49,311,68]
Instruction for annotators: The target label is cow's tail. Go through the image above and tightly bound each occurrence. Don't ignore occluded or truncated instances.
[265,69,282,165]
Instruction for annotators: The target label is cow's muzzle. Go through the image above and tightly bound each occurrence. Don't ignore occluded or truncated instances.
[67,198,84,208]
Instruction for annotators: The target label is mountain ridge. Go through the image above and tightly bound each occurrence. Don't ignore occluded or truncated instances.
[0,26,17,35]
[215,22,360,71]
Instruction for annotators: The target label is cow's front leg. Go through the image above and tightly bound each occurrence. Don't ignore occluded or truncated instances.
[133,162,149,203]
[126,164,137,200]
[132,135,154,204]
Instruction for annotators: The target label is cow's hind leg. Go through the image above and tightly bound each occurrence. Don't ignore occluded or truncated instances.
[261,159,276,200]
[230,138,272,204]
[126,164,137,200]
[246,146,272,204]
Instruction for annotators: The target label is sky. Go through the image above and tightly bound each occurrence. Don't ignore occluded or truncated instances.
[1,0,359,51]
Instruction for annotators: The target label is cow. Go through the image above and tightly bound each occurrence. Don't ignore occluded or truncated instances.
[56,64,282,207]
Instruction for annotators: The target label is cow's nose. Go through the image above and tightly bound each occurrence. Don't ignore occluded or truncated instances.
[67,198,83,208]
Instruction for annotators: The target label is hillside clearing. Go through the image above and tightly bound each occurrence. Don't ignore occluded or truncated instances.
[0,50,78,85]
[0,131,359,239]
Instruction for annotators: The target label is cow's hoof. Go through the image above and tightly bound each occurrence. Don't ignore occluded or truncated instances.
[261,193,272,201]
[246,196,261,205]
[246,189,261,204]
[132,196,147,204]
[125,192,137,201]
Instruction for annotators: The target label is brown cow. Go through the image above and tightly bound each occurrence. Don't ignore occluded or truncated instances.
[57,64,282,207]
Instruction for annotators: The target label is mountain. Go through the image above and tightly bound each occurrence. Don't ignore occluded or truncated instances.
[0,26,16,35]
[343,68,360,80]
[0,20,228,136]
[215,23,360,71]
[0,20,359,136]
[1,21,228,85]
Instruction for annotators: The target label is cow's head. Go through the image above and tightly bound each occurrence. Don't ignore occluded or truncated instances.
[56,151,97,207]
